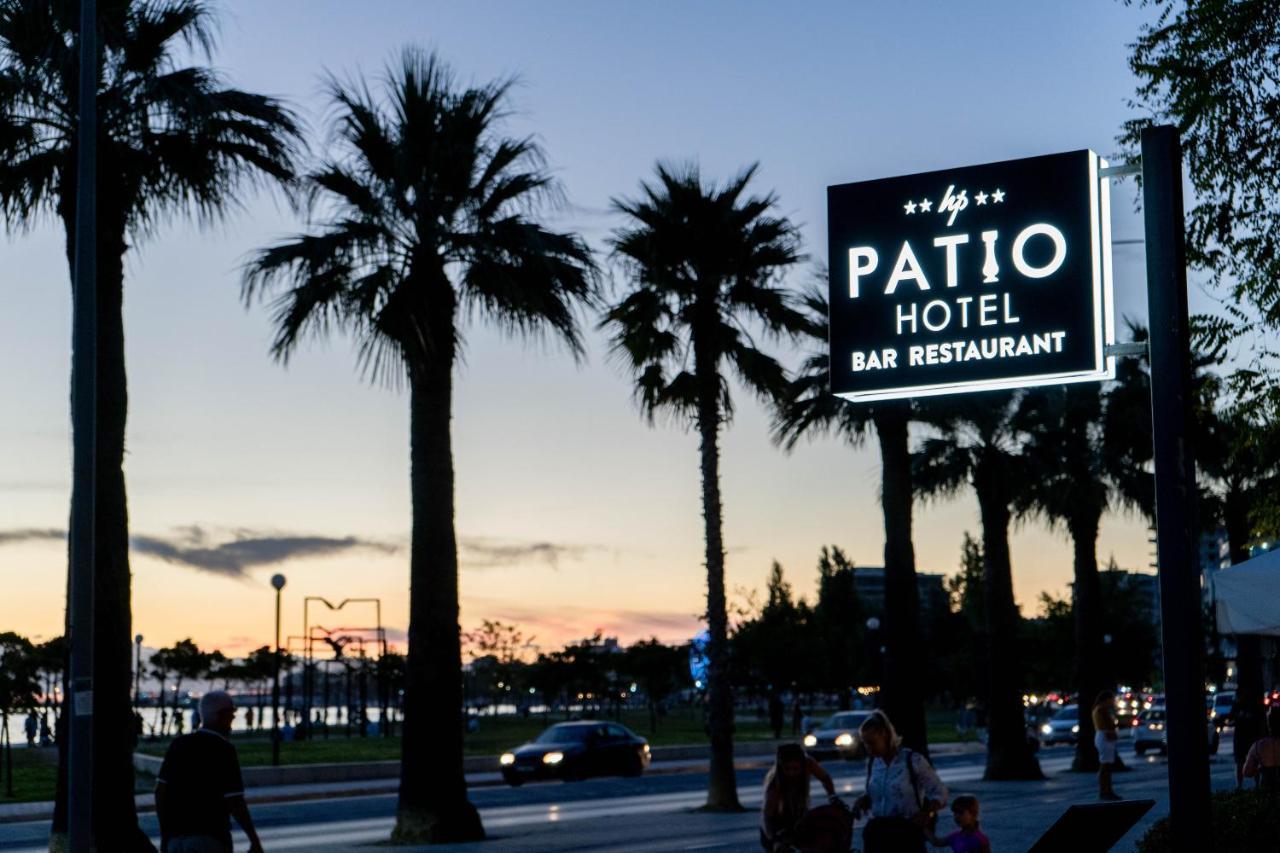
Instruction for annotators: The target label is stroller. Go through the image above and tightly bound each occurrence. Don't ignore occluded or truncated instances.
[768,799,855,853]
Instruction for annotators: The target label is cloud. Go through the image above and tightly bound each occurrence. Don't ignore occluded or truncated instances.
[0,528,66,545]
[0,525,397,580]
[465,599,701,646]
[458,536,601,570]
[130,526,397,579]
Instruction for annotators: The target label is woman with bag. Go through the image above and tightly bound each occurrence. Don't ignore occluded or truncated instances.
[1242,706,1280,792]
[853,711,948,853]
[760,743,849,852]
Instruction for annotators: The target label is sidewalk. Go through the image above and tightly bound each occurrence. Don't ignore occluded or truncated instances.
[373,753,1238,853]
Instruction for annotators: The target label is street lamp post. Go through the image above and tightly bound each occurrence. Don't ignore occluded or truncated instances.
[67,1,99,849]
[271,574,286,767]
[133,634,143,711]
[865,617,882,706]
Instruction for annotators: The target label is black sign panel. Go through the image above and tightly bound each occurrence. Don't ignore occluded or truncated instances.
[827,150,1114,401]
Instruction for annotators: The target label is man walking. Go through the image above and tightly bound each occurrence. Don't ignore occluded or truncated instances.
[155,690,264,853]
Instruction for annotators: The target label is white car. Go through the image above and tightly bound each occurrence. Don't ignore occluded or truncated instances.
[1133,706,1220,756]
[803,711,874,760]
[1039,704,1081,746]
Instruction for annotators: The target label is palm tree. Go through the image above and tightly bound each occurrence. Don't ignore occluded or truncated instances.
[914,392,1043,780]
[602,162,805,809]
[1015,383,1143,771]
[771,283,929,753]
[0,2,299,844]
[244,49,596,842]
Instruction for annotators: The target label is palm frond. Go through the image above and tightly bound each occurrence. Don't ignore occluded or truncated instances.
[246,45,595,387]
[604,160,804,430]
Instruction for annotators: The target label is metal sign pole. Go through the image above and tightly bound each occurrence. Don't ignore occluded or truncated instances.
[68,0,98,849]
[1141,124,1211,848]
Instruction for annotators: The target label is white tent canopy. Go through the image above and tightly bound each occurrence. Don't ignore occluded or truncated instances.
[1214,548,1280,636]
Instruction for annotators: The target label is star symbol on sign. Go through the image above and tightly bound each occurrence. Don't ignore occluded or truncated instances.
[904,200,917,214]
[974,191,988,205]
[992,188,1006,203]
[918,198,933,212]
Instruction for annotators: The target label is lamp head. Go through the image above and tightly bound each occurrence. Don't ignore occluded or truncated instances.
[271,573,287,591]
[135,634,143,644]
[865,617,881,631]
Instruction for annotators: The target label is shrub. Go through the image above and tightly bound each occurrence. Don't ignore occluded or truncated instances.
[1137,789,1279,852]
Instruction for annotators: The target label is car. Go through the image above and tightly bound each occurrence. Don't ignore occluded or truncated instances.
[803,711,874,760]
[499,720,650,786]
[1133,706,1221,756]
[1210,691,1235,729]
[1134,707,1168,755]
[1039,704,1082,746]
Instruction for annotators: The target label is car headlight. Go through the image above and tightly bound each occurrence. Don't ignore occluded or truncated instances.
[835,733,854,747]
[1071,724,1080,733]
[803,734,817,748]
[1041,724,1053,735]
[543,751,564,765]
[500,753,515,766]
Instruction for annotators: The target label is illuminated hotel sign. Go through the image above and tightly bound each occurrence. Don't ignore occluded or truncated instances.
[827,150,1115,401]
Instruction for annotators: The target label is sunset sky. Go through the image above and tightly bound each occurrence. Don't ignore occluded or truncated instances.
[0,0,1202,658]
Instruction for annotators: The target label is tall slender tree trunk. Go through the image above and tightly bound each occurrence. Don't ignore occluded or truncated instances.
[872,402,928,756]
[697,366,739,811]
[1069,515,1105,772]
[51,193,152,849]
[393,354,484,843]
[975,464,1043,780]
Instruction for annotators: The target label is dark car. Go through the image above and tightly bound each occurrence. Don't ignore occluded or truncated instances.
[803,711,873,760]
[1210,691,1235,729]
[500,720,651,786]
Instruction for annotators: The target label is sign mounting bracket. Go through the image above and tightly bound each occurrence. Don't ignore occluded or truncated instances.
[1105,341,1148,358]
[1100,161,1141,179]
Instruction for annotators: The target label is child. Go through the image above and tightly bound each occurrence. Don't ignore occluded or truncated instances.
[928,794,990,853]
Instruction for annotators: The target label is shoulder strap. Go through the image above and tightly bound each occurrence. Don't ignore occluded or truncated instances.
[864,756,873,791]
[903,747,922,806]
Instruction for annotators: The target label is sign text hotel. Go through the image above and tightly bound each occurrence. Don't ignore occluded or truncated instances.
[827,150,1115,401]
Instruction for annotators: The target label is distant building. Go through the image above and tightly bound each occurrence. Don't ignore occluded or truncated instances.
[852,567,949,619]
[1199,528,1230,606]
[1104,568,1161,628]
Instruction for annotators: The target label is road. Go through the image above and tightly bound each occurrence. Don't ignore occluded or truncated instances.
[0,745,1239,851]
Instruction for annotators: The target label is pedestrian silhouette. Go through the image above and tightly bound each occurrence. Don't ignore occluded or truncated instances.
[1243,706,1280,792]
[769,693,785,739]
[155,691,264,853]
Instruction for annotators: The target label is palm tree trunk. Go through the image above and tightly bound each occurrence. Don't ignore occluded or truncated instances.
[393,358,484,843]
[872,402,928,756]
[1069,516,1105,772]
[697,371,740,811]
[975,466,1043,780]
[51,200,152,849]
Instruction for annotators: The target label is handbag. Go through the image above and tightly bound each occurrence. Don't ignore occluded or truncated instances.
[862,816,926,852]
[860,747,942,824]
